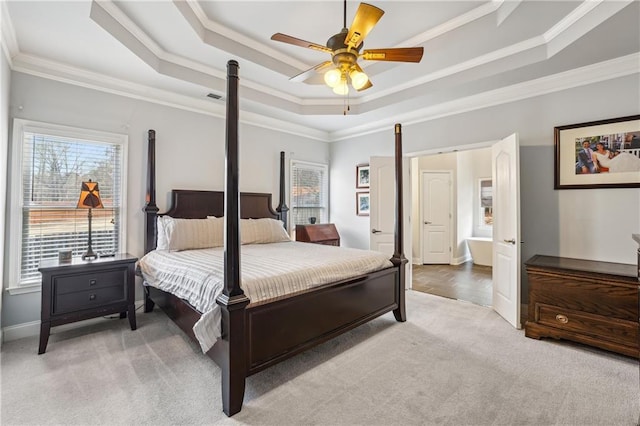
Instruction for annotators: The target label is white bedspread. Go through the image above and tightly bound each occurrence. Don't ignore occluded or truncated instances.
[137,241,393,352]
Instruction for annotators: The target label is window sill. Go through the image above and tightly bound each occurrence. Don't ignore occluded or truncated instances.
[6,284,41,295]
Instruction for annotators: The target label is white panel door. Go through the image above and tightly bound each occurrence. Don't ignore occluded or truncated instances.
[369,158,395,256]
[492,133,521,328]
[421,171,451,264]
[370,156,412,287]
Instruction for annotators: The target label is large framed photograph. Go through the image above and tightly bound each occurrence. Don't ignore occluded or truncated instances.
[356,192,370,216]
[356,164,370,188]
[554,115,640,189]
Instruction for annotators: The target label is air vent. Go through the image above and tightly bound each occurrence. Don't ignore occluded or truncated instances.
[206,93,222,100]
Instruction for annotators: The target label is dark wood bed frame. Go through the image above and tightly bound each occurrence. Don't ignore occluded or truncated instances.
[141,60,407,416]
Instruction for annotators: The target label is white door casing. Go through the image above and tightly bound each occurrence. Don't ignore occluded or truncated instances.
[492,133,521,329]
[421,171,452,264]
[370,156,412,288]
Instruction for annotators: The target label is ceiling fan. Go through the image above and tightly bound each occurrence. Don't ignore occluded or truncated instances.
[271,0,424,95]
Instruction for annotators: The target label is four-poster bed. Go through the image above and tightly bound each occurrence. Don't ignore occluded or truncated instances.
[139,60,407,416]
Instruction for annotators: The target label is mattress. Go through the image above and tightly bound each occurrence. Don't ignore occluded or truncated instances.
[137,241,393,352]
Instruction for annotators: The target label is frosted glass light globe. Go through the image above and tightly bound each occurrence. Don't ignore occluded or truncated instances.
[350,70,369,90]
[324,69,342,88]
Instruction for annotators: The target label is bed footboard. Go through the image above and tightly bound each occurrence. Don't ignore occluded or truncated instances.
[246,267,399,374]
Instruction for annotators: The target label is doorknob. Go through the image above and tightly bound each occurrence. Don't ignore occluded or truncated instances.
[372,229,382,234]
[503,238,516,244]
[424,221,432,225]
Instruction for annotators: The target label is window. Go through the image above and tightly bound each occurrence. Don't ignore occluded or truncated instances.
[9,120,127,290]
[479,178,493,228]
[290,160,329,233]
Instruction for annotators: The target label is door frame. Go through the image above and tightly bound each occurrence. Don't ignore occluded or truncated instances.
[420,170,453,265]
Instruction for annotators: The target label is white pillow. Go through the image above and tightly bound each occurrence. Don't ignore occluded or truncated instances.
[240,218,291,245]
[206,216,291,245]
[157,216,224,251]
[156,216,169,250]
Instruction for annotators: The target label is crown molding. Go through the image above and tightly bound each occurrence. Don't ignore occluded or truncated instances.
[8,49,638,145]
[175,0,307,74]
[0,1,18,67]
[10,53,329,142]
[329,53,640,142]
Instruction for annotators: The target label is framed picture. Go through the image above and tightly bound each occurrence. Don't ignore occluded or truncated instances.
[356,192,370,216]
[554,115,640,189]
[356,164,370,188]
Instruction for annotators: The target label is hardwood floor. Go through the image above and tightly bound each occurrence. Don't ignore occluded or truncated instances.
[412,262,492,307]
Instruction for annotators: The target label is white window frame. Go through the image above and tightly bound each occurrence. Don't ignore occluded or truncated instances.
[289,159,329,234]
[7,119,128,293]
[478,177,493,230]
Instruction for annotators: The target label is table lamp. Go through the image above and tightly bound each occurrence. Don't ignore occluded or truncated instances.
[77,179,103,260]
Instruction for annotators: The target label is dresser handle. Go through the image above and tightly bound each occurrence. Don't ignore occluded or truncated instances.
[555,314,568,324]
[90,279,97,286]
[89,294,97,301]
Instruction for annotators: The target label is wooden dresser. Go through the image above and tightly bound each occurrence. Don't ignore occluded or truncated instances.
[295,224,340,246]
[524,254,638,357]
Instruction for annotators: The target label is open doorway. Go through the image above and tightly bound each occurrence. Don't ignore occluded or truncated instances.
[409,146,493,307]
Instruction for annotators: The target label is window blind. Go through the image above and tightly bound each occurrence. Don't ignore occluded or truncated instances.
[19,132,122,283]
[290,160,329,231]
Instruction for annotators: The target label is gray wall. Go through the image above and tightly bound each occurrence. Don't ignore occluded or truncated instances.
[2,71,329,329]
[330,74,640,300]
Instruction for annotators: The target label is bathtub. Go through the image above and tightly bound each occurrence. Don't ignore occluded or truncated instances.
[466,237,493,267]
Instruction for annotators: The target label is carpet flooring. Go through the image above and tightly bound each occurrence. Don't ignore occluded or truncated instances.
[1,290,638,425]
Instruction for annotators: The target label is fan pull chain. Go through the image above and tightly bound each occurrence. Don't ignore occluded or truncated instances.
[343,92,350,115]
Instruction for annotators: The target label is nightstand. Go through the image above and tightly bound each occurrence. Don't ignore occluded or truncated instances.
[38,253,138,354]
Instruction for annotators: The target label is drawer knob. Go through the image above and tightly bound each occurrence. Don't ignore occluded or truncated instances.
[89,294,97,301]
[90,279,97,286]
[555,314,569,324]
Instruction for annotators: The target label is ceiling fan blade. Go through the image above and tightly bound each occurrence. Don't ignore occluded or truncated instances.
[361,47,424,63]
[290,61,333,82]
[344,3,384,50]
[271,33,332,54]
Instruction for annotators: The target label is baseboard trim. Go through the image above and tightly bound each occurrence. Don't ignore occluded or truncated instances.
[412,257,422,265]
[2,299,146,343]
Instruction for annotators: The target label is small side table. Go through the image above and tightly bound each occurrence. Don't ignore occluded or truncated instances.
[38,253,138,354]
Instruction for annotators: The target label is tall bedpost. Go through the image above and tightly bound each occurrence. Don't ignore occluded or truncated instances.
[143,129,159,254]
[143,129,159,313]
[216,59,250,417]
[276,151,289,229]
[391,123,407,322]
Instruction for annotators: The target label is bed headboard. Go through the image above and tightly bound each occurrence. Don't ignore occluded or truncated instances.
[162,190,279,220]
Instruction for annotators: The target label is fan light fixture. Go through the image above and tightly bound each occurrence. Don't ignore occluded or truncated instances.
[271,1,424,100]
[323,66,369,93]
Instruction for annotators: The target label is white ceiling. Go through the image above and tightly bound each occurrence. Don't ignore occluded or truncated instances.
[2,1,639,141]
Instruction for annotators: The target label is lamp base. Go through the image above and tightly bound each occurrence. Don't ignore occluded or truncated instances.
[81,248,98,260]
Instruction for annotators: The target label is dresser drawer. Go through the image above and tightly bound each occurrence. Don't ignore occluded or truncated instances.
[528,272,637,321]
[53,269,126,295]
[53,285,126,315]
[537,304,638,348]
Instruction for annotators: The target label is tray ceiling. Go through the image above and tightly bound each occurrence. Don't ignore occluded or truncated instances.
[3,1,639,141]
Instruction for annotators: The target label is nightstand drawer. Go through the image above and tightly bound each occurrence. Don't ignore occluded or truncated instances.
[54,269,126,295]
[53,285,126,315]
